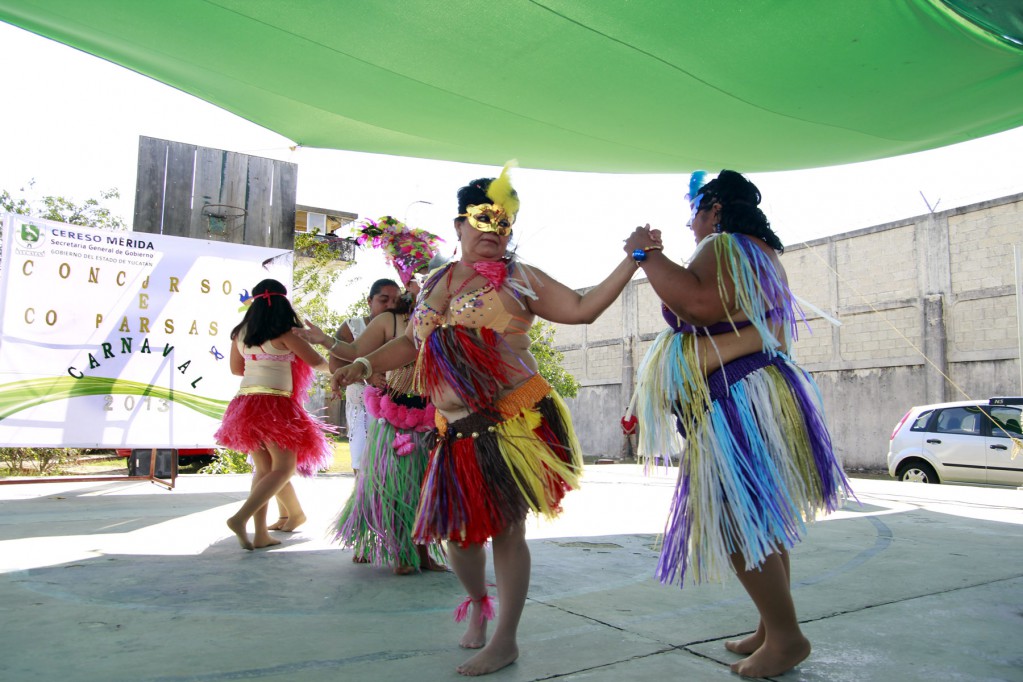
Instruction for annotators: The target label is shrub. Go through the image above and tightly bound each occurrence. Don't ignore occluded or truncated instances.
[198,448,253,474]
[0,447,83,476]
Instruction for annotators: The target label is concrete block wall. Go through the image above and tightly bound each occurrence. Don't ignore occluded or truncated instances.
[834,226,919,304]
[948,201,1023,365]
[550,193,1023,468]
[834,307,922,364]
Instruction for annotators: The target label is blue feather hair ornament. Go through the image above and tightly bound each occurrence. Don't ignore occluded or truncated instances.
[687,170,708,203]
[686,170,710,225]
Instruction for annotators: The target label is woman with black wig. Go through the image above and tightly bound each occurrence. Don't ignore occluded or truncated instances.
[300,283,447,575]
[216,278,334,550]
[333,165,636,676]
[625,170,852,678]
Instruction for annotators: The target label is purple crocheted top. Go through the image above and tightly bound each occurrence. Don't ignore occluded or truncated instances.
[661,304,754,336]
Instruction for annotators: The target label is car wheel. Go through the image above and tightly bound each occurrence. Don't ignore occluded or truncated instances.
[896,460,939,484]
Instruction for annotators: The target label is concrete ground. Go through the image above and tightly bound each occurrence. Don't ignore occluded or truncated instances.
[0,466,1020,682]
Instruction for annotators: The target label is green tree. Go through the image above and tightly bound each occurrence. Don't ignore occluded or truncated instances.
[340,290,370,324]
[1,182,127,230]
[529,319,579,398]
[291,231,354,335]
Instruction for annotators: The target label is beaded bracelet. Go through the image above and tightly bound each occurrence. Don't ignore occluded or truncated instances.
[632,244,664,263]
[353,356,373,379]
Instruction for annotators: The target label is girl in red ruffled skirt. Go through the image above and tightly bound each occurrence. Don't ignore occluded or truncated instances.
[216,279,334,550]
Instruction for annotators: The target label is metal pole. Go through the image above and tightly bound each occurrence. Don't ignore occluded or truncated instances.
[1014,244,1023,395]
[404,200,432,224]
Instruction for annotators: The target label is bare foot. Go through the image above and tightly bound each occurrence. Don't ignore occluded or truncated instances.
[725,627,764,655]
[730,635,810,678]
[267,517,288,531]
[280,511,306,532]
[393,564,416,575]
[226,516,254,551]
[253,534,282,549]
[417,545,448,572]
[456,639,518,676]
[352,554,371,564]
[459,603,488,650]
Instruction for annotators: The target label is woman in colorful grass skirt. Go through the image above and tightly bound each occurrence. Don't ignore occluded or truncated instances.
[216,278,335,551]
[625,170,853,678]
[333,164,636,676]
[266,280,398,536]
[301,288,446,574]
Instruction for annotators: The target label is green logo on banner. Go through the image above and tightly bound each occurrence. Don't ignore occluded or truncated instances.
[20,224,41,243]
[15,222,46,249]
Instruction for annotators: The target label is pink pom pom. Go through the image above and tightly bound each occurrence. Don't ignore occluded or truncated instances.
[392,433,415,456]
[415,404,437,432]
[453,596,471,622]
[363,389,382,415]
[453,594,496,623]
[478,594,496,621]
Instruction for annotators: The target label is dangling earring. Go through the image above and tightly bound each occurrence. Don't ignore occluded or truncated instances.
[714,223,723,233]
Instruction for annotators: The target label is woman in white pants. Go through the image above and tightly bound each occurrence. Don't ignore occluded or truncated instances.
[334,278,401,473]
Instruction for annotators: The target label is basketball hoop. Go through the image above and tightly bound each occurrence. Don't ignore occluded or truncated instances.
[202,203,246,237]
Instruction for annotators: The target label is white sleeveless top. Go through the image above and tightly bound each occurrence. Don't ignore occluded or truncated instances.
[345,316,368,338]
[341,316,370,399]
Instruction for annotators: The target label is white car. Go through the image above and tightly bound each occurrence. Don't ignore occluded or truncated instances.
[887,397,1023,486]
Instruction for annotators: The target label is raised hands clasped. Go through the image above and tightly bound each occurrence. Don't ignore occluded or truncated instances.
[624,224,662,255]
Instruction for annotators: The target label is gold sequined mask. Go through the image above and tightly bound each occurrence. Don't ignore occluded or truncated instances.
[460,203,514,237]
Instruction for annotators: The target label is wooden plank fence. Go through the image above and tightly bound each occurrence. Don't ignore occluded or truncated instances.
[133,136,297,250]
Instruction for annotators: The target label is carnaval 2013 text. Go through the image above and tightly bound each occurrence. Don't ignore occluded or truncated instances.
[17,243,245,387]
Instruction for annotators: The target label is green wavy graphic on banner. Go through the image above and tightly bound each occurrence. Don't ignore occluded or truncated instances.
[0,376,229,420]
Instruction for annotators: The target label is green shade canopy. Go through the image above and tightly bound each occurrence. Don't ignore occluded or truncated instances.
[1,1,1021,172]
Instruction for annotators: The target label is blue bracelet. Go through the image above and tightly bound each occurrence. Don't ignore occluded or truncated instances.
[632,245,663,263]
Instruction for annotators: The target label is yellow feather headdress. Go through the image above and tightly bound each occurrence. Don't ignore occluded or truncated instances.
[487,160,519,222]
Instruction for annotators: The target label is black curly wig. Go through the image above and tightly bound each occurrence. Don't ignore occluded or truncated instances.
[456,177,494,216]
[696,170,783,252]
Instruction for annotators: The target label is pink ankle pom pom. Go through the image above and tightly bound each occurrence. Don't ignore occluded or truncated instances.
[453,596,472,622]
[453,594,496,624]
[477,594,496,622]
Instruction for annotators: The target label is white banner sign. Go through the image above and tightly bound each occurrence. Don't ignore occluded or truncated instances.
[0,214,291,447]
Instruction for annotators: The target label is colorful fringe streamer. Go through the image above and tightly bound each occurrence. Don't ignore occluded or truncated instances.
[631,232,853,586]
[415,324,521,416]
[653,352,853,586]
[414,374,583,547]
[711,232,807,350]
[333,387,442,569]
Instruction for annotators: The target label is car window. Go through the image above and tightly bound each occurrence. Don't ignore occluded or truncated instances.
[934,406,983,436]
[989,406,1022,439]
[910,410,933,431]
